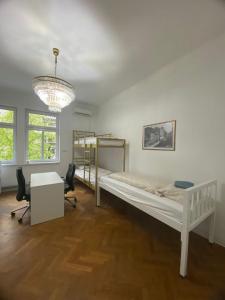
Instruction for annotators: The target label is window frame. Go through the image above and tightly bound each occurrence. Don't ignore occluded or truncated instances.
[0,105,17,165]
[25,109,60,163]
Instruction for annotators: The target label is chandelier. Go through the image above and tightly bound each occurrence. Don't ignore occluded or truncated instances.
[33,48,75,113]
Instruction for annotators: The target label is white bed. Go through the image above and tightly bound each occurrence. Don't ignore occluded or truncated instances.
[99,176,183,222]
[97,173,217,277]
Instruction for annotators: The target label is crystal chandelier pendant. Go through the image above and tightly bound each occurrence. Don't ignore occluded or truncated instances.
[32,48,75,112]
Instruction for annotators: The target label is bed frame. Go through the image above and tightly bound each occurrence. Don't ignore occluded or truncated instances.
[97,179,217,277]
[73,130,126,192]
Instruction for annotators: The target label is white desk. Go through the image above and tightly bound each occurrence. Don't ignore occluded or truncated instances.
[30,172,64,225]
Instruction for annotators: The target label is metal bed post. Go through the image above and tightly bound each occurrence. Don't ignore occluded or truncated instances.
[83,134,86,181]
[123,139,126,172]
[95,138,99,202]
[88,144,92,186]
[72,130,74,162]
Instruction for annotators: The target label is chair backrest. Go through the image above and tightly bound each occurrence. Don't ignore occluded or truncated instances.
[66,163,76,191]
[16,168,26,201]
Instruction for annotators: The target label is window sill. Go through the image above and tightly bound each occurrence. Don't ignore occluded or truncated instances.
[26,161,60,166]
[0,162,17,167]
[1,161,60,167]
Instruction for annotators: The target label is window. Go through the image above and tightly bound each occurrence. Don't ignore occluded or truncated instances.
[26,110,59,162]
[0,106,16,164]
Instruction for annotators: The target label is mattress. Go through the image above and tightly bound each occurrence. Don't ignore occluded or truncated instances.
[74,137,96,145]
[75,166,112,185]
[74,137,124,147]
[99,176,184,223]
[109,172,185,203]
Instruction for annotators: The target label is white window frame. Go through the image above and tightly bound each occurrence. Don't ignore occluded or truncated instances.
[25,109,60,163]
[0,105,17,165]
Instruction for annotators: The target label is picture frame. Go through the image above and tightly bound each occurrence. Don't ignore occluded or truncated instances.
[142,120,176,151]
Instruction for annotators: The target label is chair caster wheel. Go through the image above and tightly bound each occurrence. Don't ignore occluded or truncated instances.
[18,218,22,223]
[11,212,15,217]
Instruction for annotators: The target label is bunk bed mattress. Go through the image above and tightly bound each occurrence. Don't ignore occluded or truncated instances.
[75,167,112,185]
[74,137,96,144]
[99,176,183,223]
[74,137,124,146]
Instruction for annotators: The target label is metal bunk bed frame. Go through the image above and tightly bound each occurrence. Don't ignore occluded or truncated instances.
[73,130,126,194]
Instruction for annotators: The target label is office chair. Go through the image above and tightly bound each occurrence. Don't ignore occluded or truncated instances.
[11,168,31,223]
[63,163,77,208]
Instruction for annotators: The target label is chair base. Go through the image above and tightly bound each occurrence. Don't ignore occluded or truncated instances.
[11,204,30,223]
[65,196,77,208]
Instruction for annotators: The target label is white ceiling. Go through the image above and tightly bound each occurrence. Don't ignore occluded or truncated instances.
[0,0,225,105]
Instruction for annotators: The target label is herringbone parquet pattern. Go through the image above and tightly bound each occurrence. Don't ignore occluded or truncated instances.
[0,183,225,300]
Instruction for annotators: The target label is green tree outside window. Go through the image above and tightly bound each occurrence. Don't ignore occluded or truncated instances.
[0,108,15,162]
[27,111,58,161]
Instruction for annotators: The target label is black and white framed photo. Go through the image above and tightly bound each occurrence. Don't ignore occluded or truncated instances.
[142,120,176,151]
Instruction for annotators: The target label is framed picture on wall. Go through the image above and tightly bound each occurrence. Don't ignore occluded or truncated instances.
[142,120,176,151]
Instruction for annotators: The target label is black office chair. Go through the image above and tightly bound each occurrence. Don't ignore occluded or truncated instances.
[63,163,77,208]
[11,168,31,223]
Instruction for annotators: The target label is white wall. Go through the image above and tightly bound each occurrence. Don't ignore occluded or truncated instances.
[0,88,91,187]
[92,33,225,247]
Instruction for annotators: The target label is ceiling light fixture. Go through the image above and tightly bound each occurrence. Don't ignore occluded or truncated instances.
[32,48,75,113]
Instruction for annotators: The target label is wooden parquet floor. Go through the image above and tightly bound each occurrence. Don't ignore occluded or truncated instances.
[0,183,225,300]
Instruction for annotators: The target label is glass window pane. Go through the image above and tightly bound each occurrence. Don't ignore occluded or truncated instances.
[44,131,56,160]
[0,109,14,124]
[0,128,14,160]
[29,113,56,127]
[28,130,42,160]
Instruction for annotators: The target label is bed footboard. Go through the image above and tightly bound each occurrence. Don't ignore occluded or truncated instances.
[180,180,217,277]
[185,180,217,232]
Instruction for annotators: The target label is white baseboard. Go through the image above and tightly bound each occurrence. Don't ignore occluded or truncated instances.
[2,186,17,192]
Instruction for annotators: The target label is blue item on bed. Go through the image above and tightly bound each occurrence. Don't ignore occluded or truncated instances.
[175,181,194,189]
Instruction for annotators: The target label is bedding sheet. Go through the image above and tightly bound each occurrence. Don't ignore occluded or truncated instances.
[74,137,124,146]
[109,172,185,203]
[100,175,184,223]
[75,166,112,185]
[74,137,96,145]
